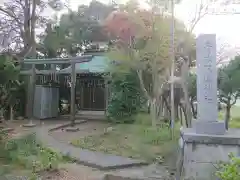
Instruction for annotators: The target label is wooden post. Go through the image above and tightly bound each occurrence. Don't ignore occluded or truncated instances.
[104,79,109,115]
[70,62,76,126]
[80,84,83,112]
[27,64,36,119]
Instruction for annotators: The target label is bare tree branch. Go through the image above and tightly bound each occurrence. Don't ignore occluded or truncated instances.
[0,0,54,60]
[188,0,209,33]
[216,42,240,65]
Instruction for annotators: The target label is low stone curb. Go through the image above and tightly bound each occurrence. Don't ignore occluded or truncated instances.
[104,174,144,180]
[104,174,172,180]
[48,120,87,132]
[103,164,173,180]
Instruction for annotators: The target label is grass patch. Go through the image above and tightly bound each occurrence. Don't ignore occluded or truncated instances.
[229,117,240,128]
[219,106,240,128]
[0,133,63,177]
[71,114,180,163]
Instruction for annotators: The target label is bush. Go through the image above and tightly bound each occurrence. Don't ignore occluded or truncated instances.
[216,153,240,180]
[106,71,146,123]
[0,133,62,174]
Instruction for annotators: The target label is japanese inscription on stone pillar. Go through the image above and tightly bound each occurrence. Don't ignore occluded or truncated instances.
[196,34,218,122]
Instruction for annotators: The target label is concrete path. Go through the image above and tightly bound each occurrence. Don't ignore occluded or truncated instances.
[35,126,147,170]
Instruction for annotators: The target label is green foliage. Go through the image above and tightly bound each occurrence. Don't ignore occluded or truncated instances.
[219,106,240,128]
[218,56,240,128]
[39,0,112,58]
[216,153,240,180]
[0,55,20,111]
[218,55,240,106]
[187,73,196,101]
[0,134,62,174]
[106,71,146,123]
[0,55,20,85]
[230,117,240,128]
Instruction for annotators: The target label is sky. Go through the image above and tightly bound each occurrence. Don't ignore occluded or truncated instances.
[175,0,240,45]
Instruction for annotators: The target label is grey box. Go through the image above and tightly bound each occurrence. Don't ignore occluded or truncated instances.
[33,85,59,119]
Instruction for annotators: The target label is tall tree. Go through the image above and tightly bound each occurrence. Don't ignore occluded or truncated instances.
[39,0,113,58]
[0,0,58,61]
[218,56,240,129]
[105,5,194,127]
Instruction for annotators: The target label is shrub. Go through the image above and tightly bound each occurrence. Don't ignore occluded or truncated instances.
[216,153,240,180]
[106,70,146,123]
[0,133,62,174]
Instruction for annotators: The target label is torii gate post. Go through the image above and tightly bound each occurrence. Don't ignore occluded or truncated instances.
[70,61,76,126]
[21,56,93,125]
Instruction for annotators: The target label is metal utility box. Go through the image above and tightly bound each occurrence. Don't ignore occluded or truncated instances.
[33,85,59,119]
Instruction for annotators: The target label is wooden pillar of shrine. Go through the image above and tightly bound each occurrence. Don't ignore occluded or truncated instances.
[104,79,109,114]
[70,62,76,125]
[27,64,36,119]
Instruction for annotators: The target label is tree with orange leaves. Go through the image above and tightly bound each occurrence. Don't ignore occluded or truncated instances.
[104,3,195,128]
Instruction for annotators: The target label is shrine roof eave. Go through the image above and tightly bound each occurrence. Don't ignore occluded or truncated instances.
[20,70,109,75]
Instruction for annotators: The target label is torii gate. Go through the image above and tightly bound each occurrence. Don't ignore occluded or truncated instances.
[20,55,93,125]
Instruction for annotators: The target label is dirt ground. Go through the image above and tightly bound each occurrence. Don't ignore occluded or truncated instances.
[1,120,40,138]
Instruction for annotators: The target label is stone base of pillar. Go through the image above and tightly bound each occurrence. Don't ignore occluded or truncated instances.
[181,128,240,180]
[192,120,226,135]
[22,123,36,127]
[22,120,36,127]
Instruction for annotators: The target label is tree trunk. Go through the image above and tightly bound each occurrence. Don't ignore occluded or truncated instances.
[10,106,14,121]
[175,103,179,120]
[0,108,5,124]
[190,100,196,119]
[150,99,157,128]
[181,82,192,127]
[180,103,188,127]
[180,59,192,127]
[179,106,183,126]
[157,96,163,118]
[160,97,164,117]
[163,96,171,117]
[147,101,150,114]
[225,104,231,130]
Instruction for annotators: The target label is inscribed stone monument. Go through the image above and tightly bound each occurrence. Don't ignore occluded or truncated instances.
[194,34,225,135]
[196,34,218,122]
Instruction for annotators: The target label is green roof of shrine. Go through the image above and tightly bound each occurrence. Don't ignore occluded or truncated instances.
[59,56,110,74]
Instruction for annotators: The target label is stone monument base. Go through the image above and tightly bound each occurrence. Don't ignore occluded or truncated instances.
[192,120,226,135]
[181,128,240,180]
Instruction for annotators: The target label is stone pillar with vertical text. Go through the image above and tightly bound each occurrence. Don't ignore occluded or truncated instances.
[196,34,218,122]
